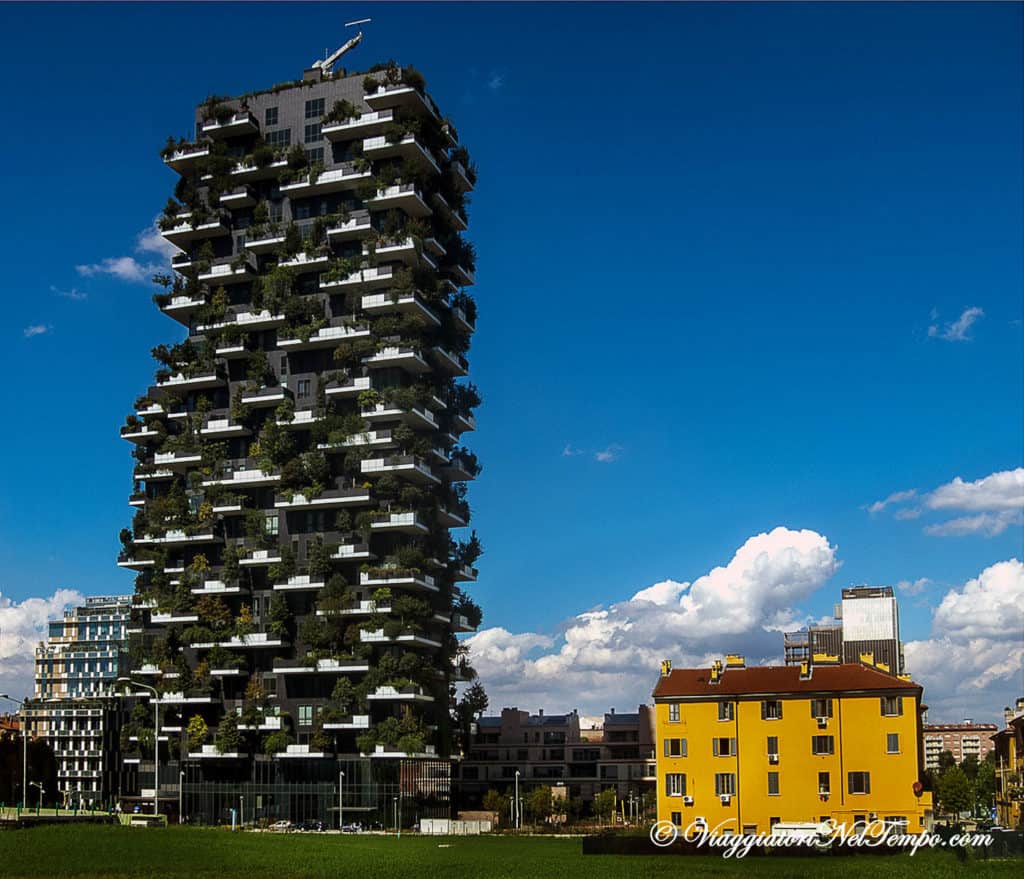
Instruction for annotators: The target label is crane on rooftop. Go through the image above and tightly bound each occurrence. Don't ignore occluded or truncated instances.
[311,18,371,78]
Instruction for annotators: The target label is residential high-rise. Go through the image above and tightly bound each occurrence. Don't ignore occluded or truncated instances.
[26,594,131,807]
[653,654,933,835]
[117,56,482,824]
[784,586,904,675]
[922,720,999,770]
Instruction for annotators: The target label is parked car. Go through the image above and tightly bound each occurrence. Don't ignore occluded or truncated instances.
[295,820,325,832]
[342,822,363,833]
[269,820,293,832]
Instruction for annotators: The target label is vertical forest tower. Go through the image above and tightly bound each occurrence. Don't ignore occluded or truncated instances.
[118,58,481,823]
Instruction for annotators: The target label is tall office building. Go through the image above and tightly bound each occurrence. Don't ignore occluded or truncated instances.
[784,586,904,675]
[27,594,131,806]
[117,54,481,824]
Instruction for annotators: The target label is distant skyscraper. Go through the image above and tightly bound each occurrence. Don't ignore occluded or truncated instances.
[784,586,904,674]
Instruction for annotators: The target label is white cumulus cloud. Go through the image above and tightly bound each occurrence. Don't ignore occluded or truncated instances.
[0,589,85,701]
[928,306,984,342]
[904,559,1024,720]
[467,527,839,713]
[75,219,174,284]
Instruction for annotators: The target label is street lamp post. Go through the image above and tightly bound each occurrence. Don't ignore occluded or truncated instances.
[0,695,27,811]
[393,796,398,834]
[28,781,44,814]
[116,678,159,819]
[338,770,345,830]
[514,770,520,831]
[179,770,185,825]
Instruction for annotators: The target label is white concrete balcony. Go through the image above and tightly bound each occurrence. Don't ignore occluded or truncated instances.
[237,715,284,732]
[369,743,438,759]
[452,411,476,434]
[202,460,279,488]
[272,574,325,592]
[133,465,175,482]
[367,685,434,703]
[319,429,395,453]
[322,109,394,140]
[209,667,245,678]
[438,506,469,528]
[369,184,431,217]
[121,423,160,443]
[430,347,469,376]
[274,484,371,511]
[451,306,476,334]
[150,611,200,625]
[198,253,258,286]
[164,145,210,173]
[360,292,440,326]
[154,692,216,705]
[129,663,162,676]
[128,492,148,508]
[363,134,440,174]
[198,309,286,333]
[214,341,250,359]
[200,417,251,438]
[320,263,396,292]
[278,323,370,351]
[240,549,283,567]
[276,408,323,429]
[160,294,206,324]
[188,744,244,759]
[368,237,421,266]
[211,500,246,516]
[323,714,370,731]
[201,111,259,139]
[364,84,438,119]
[441,454,477,482]
[361,402,437,431]
[153,450,202,471]
[369,512,429,535]
[452,614,476,634]
[330,542,372,562]
[190,580,242,595]
[161,216,230,247]
[155,370,224,392]
[452,563,478,583]
[272,659,369,675]
[278,251,330,273]
[216,632,285,649]
[219,185,257,209]
[241,385,291,407]
[280,164,371,197]
[135,402,165,418]
[447,263,476,287]
[450,160,475,193]
[316,599,391,618]
[230,158,288,182]
[363,346,431,374]
[278,744,330,758]
[359,569,438,592]
[242,231,286,253]
[327,213,372,241]
[360,629,442,649]
[431,193,467,231]
[135,529,222,547]
[361,455,439,484]
[324,375,372,400]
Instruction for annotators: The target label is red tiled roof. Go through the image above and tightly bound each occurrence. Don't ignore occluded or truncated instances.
[653,663,921,700]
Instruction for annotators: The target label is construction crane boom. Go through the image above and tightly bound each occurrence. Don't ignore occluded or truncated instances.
[312,31,364,77]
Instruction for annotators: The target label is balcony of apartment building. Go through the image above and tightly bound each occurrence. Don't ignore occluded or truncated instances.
[240,384,292,407]
[359,629,442,649]
[279,163,372,198]
[158,292,207,325]
[364,84,439,120]
[363,134,440,175]
[369,184,432,217]
[440,453,478,482]
[160,213,230,248]
[451,305,476,335]
[163,145,210,174]
[360,290,441,326]
[273,479,372,511]
[316,598,393,619]
[430,193,468,231]
[327,211,373,241]
[271,658,369,675]
[359,568,438,592]
[200,412,252,439]
[323,108,395,140]
[361,455,439,484]
[218,185,258,209]
[362,345,432,375]
[429,347,469,377]
[198,308,286,334]
[320,262,398,293]
[197,253,258,286]
[368,511,430,536]
[278,321,370,352]
[153,367,225,393]
[200,110,260,139]
[278,250,331,274]
[361,400,438,431]
[449,161,475,194]
[452,562,478,583]
[367,685,434,704]
[228,156,289,183]
[318,427,394,456]
[330,540,373,563]
[201,457,280,488]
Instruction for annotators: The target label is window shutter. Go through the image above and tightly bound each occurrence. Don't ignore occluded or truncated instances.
[665,775,671,797]
[848,774,854,794]
[761,701,767,720]
[865,773,871,794]
[880,696,886,714]
[777,701,782,719]
[827,698,832,717]
[680,774,687,796]
[713,738,719,756]
[896,698,903,716]
[730,738,737,756]
[681,739,688,757]
[663,739,669,758]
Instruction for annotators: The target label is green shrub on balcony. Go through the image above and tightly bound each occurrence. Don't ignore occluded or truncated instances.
[215,714,242,754]
[187,715,208,752]
[263,731,295,756]
[323,99,359,125]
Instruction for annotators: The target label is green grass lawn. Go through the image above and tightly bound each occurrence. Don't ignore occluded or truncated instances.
[0,825,1019,879]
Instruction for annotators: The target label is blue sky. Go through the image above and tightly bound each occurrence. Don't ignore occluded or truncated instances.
[0,3,1021,716]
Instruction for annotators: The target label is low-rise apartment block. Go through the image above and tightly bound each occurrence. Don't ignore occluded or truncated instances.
[653,654,932,835]
[992,698,1024,828]
[922,720,998,769]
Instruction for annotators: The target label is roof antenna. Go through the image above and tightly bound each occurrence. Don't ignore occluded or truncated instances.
[310,18,371,79]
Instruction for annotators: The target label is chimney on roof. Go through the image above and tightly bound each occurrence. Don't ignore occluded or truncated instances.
[1006,706,1014,726]
[538,708,543,716]
[710,660,723,684]
[964,718,973,725]
[725,654,745,670]
[610,707,614,714]
[859,651,875,667]
[660,659,672,677]
[1016,697,1024,713]
[800,660,812,681]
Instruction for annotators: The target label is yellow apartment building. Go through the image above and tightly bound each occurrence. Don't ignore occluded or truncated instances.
[652,654,933,835]
[991,699,1023,828]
